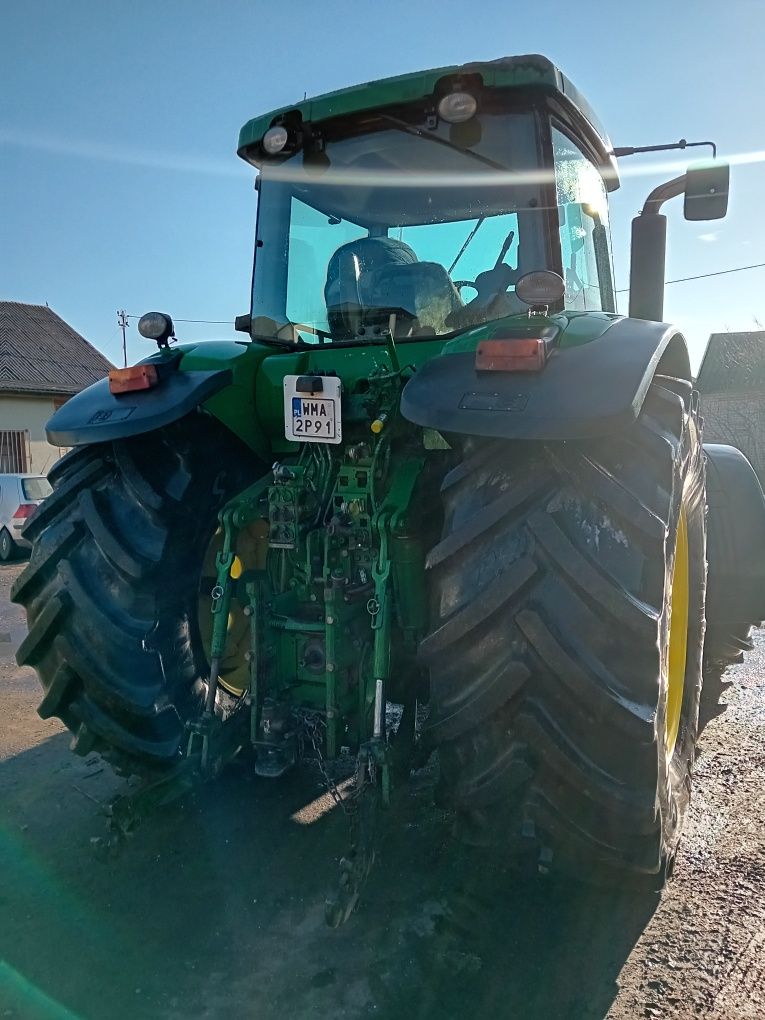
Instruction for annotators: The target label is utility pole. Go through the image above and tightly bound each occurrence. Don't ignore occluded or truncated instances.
[117,310,129,367]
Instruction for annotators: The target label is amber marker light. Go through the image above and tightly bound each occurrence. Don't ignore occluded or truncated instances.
[108,364,159,394]
[475,337,548,373]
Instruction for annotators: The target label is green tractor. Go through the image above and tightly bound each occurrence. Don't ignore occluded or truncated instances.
[14,55,765,916]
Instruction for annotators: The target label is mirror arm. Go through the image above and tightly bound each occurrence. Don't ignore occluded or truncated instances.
[612,139,717,159]
[641,174,686,216]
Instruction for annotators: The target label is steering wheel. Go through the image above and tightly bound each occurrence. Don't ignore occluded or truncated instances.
[452,229,520,311]
[446,229,525,330]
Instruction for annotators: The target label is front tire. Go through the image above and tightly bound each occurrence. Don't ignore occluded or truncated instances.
[12,415,260,768]
[421,375,706,878]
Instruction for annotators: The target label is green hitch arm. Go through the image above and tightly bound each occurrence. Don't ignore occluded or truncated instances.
[371,525,392,727]
[204,508,237,718]
[370,522,393,804]
[324,579,339,759]
[245,578,261,748]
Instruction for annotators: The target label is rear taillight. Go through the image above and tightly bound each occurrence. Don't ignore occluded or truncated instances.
[12,504,38,529]
[13,503,38,520]
[475,337,549,373]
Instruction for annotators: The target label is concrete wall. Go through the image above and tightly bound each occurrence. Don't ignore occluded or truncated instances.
[0,394,66,475]
[701,391,765,486]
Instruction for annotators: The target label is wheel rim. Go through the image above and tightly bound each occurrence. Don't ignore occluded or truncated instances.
[666,507,689,754]
[197,521,268,697]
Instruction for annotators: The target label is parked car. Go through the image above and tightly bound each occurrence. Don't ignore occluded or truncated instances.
[0,474,53,561]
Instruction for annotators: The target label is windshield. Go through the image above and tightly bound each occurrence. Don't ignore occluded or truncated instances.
[22,477,52,501]
[251,111,555,343]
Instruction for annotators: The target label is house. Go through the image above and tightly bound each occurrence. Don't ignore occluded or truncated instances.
[697,331,765,485]
[0,302,114,475]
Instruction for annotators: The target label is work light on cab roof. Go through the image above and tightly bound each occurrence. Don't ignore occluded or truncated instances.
[436,90,477,123]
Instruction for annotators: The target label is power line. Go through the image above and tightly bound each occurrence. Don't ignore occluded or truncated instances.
[175,317,232,324]
[663,261,765,286]
[126,313,232,325]
[616,260,765,293]
[124,259,765,317]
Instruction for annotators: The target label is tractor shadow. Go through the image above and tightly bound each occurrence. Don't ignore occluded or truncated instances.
[0,734,658,1020]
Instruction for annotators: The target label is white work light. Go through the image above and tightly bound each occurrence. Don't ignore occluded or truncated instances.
[262,125,289,155]
[137,311,173,341]
[515,271,565,308]
[437,91,477,124]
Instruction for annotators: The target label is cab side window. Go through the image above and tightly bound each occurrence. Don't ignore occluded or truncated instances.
[553,126,616,312]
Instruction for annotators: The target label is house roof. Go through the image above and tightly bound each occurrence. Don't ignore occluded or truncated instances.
[0,302,114,397]
[696,331,765,395]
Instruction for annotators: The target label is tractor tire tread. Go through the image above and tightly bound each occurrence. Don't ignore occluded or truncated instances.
[13,416,260,769]
[423,374,705,877]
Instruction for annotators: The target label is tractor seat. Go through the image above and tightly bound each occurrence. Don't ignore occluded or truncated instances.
[325,237,418,338]
[364,261,463,335]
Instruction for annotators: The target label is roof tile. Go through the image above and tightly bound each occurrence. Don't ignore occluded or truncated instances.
[0,302,114,396]
[696,331,765,394]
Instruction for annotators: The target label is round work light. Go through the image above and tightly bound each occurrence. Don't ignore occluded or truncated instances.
[137,311,174,342]
[262,125,289,155]
[437,91,477,124]
[515,271,565,308]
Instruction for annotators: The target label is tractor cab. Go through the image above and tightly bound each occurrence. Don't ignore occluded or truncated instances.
[236,56,621,345]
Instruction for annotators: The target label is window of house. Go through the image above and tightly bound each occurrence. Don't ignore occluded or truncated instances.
[0,430,30,473]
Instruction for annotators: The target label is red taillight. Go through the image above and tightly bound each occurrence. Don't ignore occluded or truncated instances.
[108,364,159,394]
[12,503,37,520]
[475,338,548,373]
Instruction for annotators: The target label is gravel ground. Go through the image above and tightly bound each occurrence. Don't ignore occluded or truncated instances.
[1,558,763,1020]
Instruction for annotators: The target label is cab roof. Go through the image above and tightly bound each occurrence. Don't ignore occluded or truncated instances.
[237,54,619,188]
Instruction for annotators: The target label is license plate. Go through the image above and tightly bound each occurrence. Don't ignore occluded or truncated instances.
[283,375,342,444]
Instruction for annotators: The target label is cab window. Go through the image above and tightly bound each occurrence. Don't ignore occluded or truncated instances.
[553,125,616,312]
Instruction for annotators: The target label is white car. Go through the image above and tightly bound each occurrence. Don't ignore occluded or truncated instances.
[0,473,53,561]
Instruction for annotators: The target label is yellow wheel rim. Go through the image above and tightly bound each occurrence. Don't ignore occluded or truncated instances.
[666,507,689,755]
[197,521,269,697]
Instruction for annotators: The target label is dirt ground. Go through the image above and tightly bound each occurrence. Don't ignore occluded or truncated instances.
[1,559,763,1020]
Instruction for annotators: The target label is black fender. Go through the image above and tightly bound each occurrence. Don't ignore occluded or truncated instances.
[400,317,691,440]
[46,368,232,447]
[704,443,765,628]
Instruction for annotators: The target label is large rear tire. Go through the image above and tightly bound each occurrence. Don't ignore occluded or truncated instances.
[421,375,706,878]
[12,414,260,769]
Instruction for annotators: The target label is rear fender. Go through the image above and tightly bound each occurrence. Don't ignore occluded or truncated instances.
[704,443,765,627]
[400,317,691,440]
[46,341,271,459]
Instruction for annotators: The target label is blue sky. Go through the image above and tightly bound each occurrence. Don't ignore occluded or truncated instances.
[2,0,763,370]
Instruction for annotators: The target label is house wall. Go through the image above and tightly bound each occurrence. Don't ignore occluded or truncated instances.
[0,394,67,475]
[701,391,765,485]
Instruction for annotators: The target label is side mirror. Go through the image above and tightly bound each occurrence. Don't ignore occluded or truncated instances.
[684,161,729,221]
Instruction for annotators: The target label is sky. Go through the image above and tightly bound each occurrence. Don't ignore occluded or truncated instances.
[2,0,764,371]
